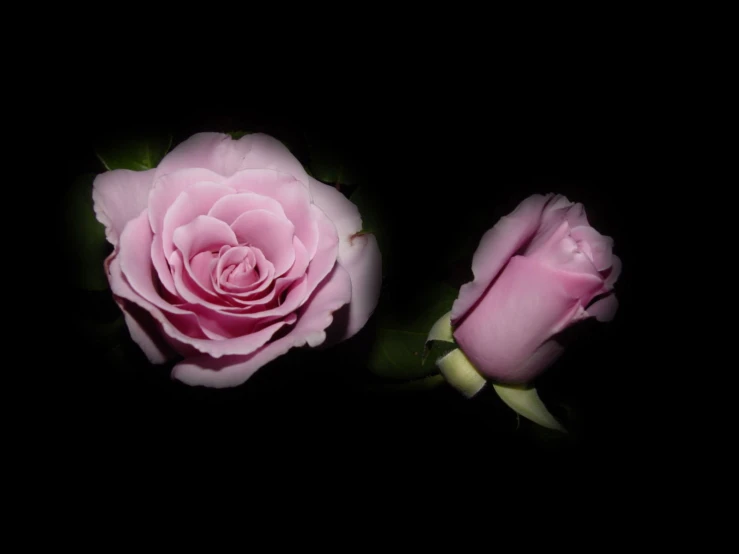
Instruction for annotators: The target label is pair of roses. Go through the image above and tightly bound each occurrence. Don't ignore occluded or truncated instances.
[93,132,620,389]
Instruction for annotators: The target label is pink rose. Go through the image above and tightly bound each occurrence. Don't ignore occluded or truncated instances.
[451,194,620,385]
[93,132,381,387]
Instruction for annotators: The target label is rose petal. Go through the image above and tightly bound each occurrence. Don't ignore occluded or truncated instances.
[232,133,311,185]
[168,251,228,317]
[308,177,362,247]
[301,205,340,300]
[169,216,240,307]
[544,194,575,215]
[564,201,590,228]
[308,177,381,340]
[220,237,309,309]
[92,168,156,246]
[112,226,213,342]
[226,170,319,258]
[114,248,293,356]
[208,192,288,225]
[189,251,218,294]
[453,255,603,383]
[570,225,614,271]
[525,219,602,278]
[161,182,234,258]
[215,246,258,288]
[172,215,238,260]
[327,233,381,343]
[171,264,352,388]
[214,246,275,297]
[230,210,296,276]
[450,194,553,324]
[505,339,566,385]
[150,238,177,296]
[154,132,310,184]
[586,293,619,322]
[152,133,247,179]
[148,167,225,236]
[180,300,298,341]
[191,276,309,327]
[180,206,338,326]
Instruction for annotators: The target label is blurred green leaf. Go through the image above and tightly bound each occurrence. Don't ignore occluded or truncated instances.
[368,282,458,380]
[61,174,109,290]
[96,134,172,171]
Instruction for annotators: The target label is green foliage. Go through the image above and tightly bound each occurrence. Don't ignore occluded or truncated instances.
[367,282,458,380]
[96,134,172,171]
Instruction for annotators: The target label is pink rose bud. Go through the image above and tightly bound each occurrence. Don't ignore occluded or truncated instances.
[93,132,381,388]
[451,194,621,385]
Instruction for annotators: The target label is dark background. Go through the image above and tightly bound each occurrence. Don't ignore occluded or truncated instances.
[43,72,653,484]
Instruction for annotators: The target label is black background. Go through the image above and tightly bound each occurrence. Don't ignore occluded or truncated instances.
[43,67,655,487]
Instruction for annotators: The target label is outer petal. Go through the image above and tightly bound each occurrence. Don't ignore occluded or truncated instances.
[233,133,311,186]
[453,255,603,383]
[92,168,156,246]
[450,194,553,324]
[308,177,362,248]
[171,264,352,388]
[154,132,311,184]
[326,233,381,343]
[308,177,381,340]
[586,293,619,322]
[154,133,249,179]
[505,339,566,385]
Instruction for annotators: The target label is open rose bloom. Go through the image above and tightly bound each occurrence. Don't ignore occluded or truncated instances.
[93,132,381,387]
[451,194,621,385]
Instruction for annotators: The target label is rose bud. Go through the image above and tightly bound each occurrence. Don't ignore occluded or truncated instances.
[451,193,620,385]
[427,193,620,430]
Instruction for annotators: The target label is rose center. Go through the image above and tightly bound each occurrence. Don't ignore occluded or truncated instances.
[222,248,259,287]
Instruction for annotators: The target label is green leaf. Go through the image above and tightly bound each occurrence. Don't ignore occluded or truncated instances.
[60,174,110,290]
[96,133,172,171]
[367,282,459,380]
